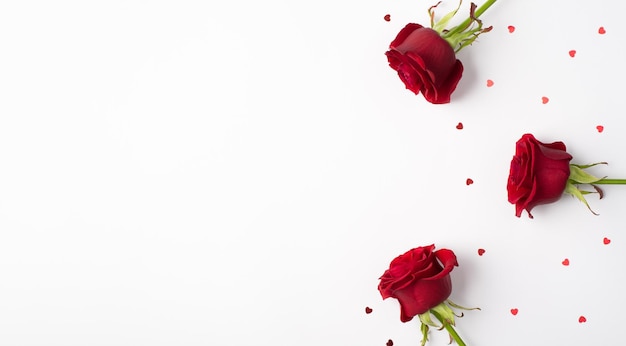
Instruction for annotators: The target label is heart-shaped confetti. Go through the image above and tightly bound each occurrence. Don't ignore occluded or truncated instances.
[478,248,486,256]
[562,258,570,266]
[384,14,391,22]
[365,307,373,314]
[579,316,587,323]
[486,79,494,87]
[386,340,394,346]
[599,26,606,34]
[541,96,549,104]
[510,308,519,316]
[466,178,474,185]
[569,50,576,57]
[603,237,611,245]
[456,122,464,130]
[507,25,515,33]
[596,125,604,133]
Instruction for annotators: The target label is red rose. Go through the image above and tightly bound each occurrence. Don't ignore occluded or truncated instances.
[507,133,573,218]
[378,245,458,322]
[385,23,463,104]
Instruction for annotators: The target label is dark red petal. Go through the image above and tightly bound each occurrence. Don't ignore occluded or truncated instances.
[537,142,573,161]
[395,28,457,80]
[385,50,404,70]
[389,23,425,49]
[428,249,458,280]
[422,59,463,104]
[396,274,453,321]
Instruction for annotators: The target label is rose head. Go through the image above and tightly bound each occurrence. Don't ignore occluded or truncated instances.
[507,133,573,218]
[385,23,463,104]
[378,245,458,322]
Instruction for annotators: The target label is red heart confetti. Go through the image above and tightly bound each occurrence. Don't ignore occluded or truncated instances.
[569,50,576,57]
[510,308,519,316]
[604,237,611,245]
[579,316,587,323]
[466,178,474,185]
[541,96,549,104]
[456,122,463,130]
[596,125,604,133]
[384,14,391,22]
[386,340,394,346]
[562,258,570,266]
[599,26,606,34]
[365,307,373,314]
[486,79,494,87]
[507,25,515,33]
[478,248,486,256]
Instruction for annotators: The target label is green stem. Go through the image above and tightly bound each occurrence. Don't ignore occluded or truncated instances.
[431,310,467,346]
[446,0,497,36]
[593,179,626,185]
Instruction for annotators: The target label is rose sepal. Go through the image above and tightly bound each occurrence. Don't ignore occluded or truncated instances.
[417,300,479,346]
[419,308,442,328]
[431,301,457,325]
[568,162,607,184]
[446,299,481,312]
[429,0,496,53]
[429,1,462,33]
[565,162,609,215]
[564,181,600,215]
[420,323,430,346]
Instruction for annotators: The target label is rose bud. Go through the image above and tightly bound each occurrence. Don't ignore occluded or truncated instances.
[385,24,464,104]
[379,245,478,346]
[508,133,626,218]
[507,133,573,218]
[385,0,496,104]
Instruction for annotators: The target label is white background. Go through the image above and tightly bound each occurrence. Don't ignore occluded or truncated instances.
[1,0,625,345]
